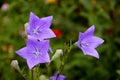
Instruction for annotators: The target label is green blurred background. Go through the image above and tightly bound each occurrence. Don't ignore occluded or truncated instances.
[0,0,120,80]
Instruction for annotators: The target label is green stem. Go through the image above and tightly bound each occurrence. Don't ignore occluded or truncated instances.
[46,63,51,77]
[56,61,64,80]
[18,70,27,80]
[28,70,32,80]
[56,41,73,80]
[32,65,40,80]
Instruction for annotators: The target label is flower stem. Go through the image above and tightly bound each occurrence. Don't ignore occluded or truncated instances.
[29,69,33,80]
[56,40,73,80]
[18,69,27,80]
[56,61,64,80]
[32,65,40,80]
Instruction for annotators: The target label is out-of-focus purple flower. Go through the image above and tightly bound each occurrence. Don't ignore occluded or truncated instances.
[16,38,50,69]
[75,25,104,58]
[49,73,66,80]
[1,3,9,11]
[26,12,56,40]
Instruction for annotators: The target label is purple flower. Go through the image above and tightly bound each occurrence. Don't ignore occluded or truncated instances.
[1,3,9,11]
[26,12,56,40]
[49,73,66,80]
[16,38,50,69]
[76,25,104,58]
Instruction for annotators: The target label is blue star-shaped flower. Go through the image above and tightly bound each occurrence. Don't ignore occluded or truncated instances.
[76,25,104,58]
[26,12,56,40]
[16,39,50,69]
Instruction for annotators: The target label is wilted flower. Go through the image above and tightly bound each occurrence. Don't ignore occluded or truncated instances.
[49,73,66,80]
[75,25,104,58]
[26,12,56,41]
[16,38,50,69]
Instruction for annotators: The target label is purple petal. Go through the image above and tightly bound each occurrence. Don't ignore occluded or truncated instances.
[81,47,99,58]
[29,12,44,29]
[27,12,45,34]
[26,12,55,40]
[79,25,95,41]
[78,32,84,43]
[26,57,40,69]
[27,38,49,52]
[49,73,66,80]
[82,36,104,48]
[26,51,50,69]
[84,25,95,36]
[38,40,50,53]
[26,38,37,51]
[16,47,32,59]
[25,39,50,69]
[40,16,53,28]
[38,28,56,40]
[38,52,50,63]
[26,38,50,53]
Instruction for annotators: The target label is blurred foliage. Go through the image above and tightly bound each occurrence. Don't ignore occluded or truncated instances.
[0,0,120,80]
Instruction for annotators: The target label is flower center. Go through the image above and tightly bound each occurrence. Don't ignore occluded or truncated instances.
[80,42,88,48]
[33,29,39,35]
[33,49,41,58]
[33,26,42,35]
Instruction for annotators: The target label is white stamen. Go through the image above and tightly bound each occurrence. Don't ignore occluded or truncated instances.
[33,49,41,58]
[80,42,88,48]
[33,29,39,35]
[33,26,40,35]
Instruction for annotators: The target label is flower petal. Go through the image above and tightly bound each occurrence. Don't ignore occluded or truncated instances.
[26,38,37,51]
[25,39,50,69]
[16,47,31,59]
[38,40,50,53]
[40,16,53,28]
[84,25,95,36]
[27,12,45,34]
[79,25,95,41]
[26,12,55,40]
[26,51,50,69]
[26,58,40,69]
[82,36,104,48]
[78,32,84,43]
[49,73,66,80]
[39,28,56,40]
[27,38,50,55]
[29,12,44,29]
[81,47,99,58]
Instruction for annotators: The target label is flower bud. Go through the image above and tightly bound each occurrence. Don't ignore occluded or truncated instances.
[24,22,29,31]
[11,60,20,71]
[74,41,78,46]
[51,49,63,62]
[39,75,48,80]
